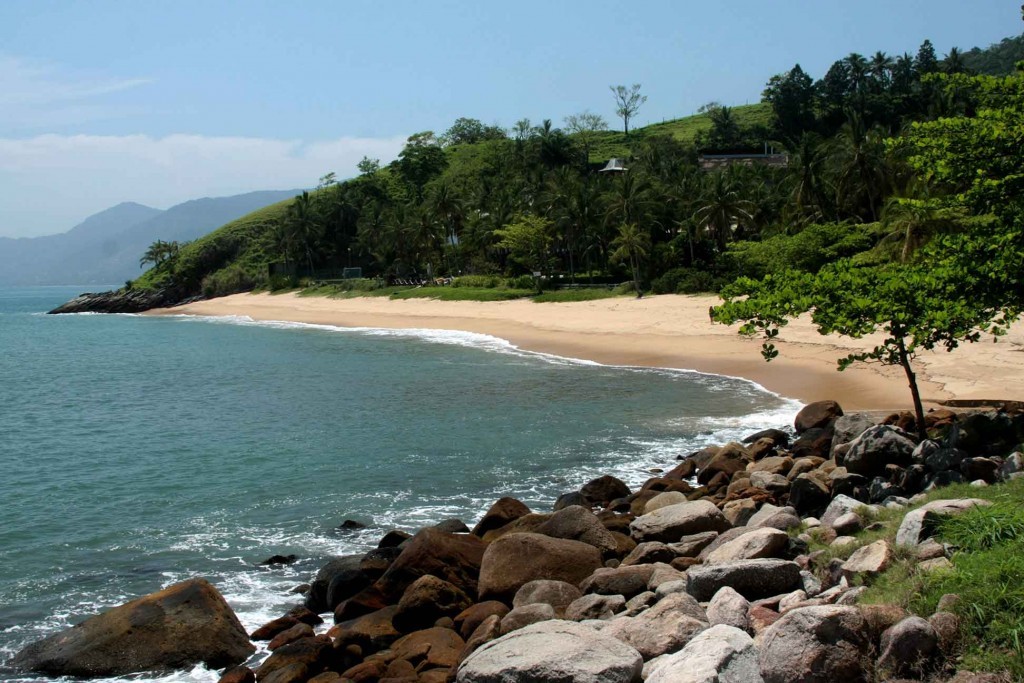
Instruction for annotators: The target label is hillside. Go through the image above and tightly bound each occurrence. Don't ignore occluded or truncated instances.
[0,190,300,286]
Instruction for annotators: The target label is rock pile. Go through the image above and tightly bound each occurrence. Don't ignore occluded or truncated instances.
[12,401,1023,682]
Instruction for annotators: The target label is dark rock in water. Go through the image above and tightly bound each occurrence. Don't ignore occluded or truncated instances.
[47,287,190,314]
[377,529,412,548]
[794,401,844,433]
[304,555,363,614]
[433,518,470,534]
[337,519,366,531]
[791,427,834,459]
[326,570,372,613]
[580,475,631,508]
[12,578,254,678]
[289,584,310,595]
[259,554,298,566]
[743,428,791,447]
[553,491,588,511]
[252,616,301,641]
[284,606,323,626]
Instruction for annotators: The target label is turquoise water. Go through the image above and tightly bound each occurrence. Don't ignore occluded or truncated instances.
[0,286,798,681]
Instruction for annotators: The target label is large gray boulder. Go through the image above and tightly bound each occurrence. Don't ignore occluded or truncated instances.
[534,505,618,555]
[687,559,802,602]
[877,615,938,678]
[630,500,731,543]
[820,494,866,528]
[758,605,869,683]
[645,624,763,683]
[703,528,789,564]
[895,499,991,547]
[843,425,916,477]
[13,578,254,678]
[512,579,582,617]
[706,586,750,631]
[602,594,707,660]
[456,620,643,683]
[830,413,877,455]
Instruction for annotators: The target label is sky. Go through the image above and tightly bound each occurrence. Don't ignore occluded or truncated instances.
[0,1,1018,238]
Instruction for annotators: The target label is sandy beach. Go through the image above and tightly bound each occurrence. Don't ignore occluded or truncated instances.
[151,292,1024,411]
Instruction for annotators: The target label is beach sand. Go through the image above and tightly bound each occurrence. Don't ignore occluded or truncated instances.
[150,292,1024,411]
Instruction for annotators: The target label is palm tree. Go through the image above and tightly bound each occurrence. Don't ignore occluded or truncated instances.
[610,222,650,297]
[284,191,322,275]
[786,132,832,225]
[431,182,465,274]
[139,240,179,269]
[830,115,890,222]
[693,171,754,251]
[869,51,894,90]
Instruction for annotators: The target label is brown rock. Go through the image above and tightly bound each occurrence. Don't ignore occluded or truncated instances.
[450,614,502,679]
[453,601,510,640]
[748,456,794,476]
[340,659,388,683]
[471,497,531,537]
[580,475,631,507]
[252,616,301,641]
[256,635,333,683]
[579,564,656,598]
[795,400,844,433]
[842,540,893,581]
[375,528,486,603]
[859,603,909,641]
[334,605,401,653]
[218,666,256,683]
[534,505,618,556]
[477,532,602,603]
[758,605,868,683]
[722,499,758,526]
[268,623,314,651]
[929,611,960,657]
[747,604,781,636]
[392,575,473,634]
[13,578,255,678]
[479,513,550,543]
[390,627,465,670]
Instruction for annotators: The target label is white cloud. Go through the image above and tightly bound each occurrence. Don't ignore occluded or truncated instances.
[0,133,407,237]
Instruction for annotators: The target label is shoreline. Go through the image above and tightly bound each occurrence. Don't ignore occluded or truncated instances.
[148,291,1024,411]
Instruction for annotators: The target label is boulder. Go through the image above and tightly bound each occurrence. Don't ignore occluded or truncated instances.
[747,504,801,531]
[305,555,364,613]
[252,616,301,641]
[392,575,473,633]
[554,492,588,511]
[644,491,688,514]
[453,602,510,641]
[686,559,802,602]
[841,540,892,580]
[499,604,556,635]
[218,666,256,683]
[565,594,626,621]
[477,533,602,603]
[629,500,731,543]
[358,546,402,579]
[602,593,707,660]
[471,497,531,537]
[748,456,794,476]
[830,413,876,454]
[697,444,751,485]
[877,616,938,678]
[706,586,750,630]
[512,579,582,617]
[703,528,789,564]
[668,531,719,558]
[895,498,991,547]
[452,615,502,675]
[377,529,412,548]
[789,474,831,514]
[389,626,465,670]
[580,475,631,507]
[820,494,866,528]
[722,499,758,526]
[795,401,843,433]
[455,621,643,683]
[376,527,487,601]
[267,623,313,651]
[334,605,400,652]
[843,425,916,477]
[579,564,655,598]
[256,635,333,683]
[620,541,675,566]
[831,512,862,535]
[534,505,618,555]
[758,605,869,683]
[13,578,254,678]
[645,624,763,683]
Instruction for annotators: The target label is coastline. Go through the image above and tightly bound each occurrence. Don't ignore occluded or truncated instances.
[148,291,1024,411]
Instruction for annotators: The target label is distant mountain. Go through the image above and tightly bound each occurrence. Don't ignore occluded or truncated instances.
[0,190,301,286]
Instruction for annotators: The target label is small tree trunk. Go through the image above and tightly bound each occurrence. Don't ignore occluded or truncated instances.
[896,336,928,441]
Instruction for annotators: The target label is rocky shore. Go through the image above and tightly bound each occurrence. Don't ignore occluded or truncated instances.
[10,401,1024,683]
[47,287,196,315]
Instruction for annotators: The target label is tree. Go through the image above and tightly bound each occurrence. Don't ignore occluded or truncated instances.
[610,84,647,135]
[763,64,816,142]
[357,156,380,175]
[440,117,506,147]
[693,171,754,251]
[610,222,650,297]
[563,111,609,166]
[494,215,555,292]
[139,239,180,269]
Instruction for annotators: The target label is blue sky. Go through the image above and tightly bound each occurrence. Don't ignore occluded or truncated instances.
[0,0,1018,237]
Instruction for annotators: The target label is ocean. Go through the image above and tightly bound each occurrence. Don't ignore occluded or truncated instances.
[0,285,800,682]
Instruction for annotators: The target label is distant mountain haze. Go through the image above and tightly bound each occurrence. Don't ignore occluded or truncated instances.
[0,190,301,286]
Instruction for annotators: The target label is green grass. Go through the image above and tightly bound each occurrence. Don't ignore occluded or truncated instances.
[589,102,772,161]
[531,289,624,303]
[849,478,1024,677]
[389,286,533,301]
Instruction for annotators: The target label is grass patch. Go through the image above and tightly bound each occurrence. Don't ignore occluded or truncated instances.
[389,286,533,302]
[532,289,623,303]
[856,478,1024,677]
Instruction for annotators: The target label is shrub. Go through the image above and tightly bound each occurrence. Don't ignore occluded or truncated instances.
[452,275,502,289]
[651,267,721,294]
[201,263,256,298]
[507,274,536,290]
